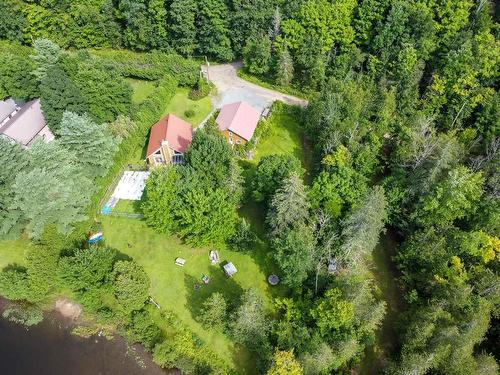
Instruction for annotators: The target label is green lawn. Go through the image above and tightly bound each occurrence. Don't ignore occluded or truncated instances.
[0,237,30,269]
[112,199,143,214]
[162,87,213,126]
[101,215,286,373]
[127,78,157,105]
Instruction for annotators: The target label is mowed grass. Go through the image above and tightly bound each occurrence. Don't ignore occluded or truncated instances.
[162,87,213,126]
[127,78,157,105]
[0,237,30,269]
[253,105,312,174]
[101,215,287,373]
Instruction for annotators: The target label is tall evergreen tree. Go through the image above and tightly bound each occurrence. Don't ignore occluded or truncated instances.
[57,111,117,178]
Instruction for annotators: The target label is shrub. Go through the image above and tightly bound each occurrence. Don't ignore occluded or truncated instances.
[184,109,195,118]
[188,78,211,100]
[199,292,227,330]
[228,219,257,251]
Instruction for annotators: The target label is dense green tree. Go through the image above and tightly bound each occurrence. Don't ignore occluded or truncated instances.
[252,154,303,203]
[0,139,30,238]
[142,166,179,234]
[59,246,116,292]
[196,0,233,61]
[267,349,303,375]
[9,140,91,238]
[275,46,294,86]
[39,65,88,132]
[231,288,271,352]
[242,35,272,75]
[199,292,227,330]
[272,223,315,288]
[0,268,30,301]
[174,184,238,246]
[125,310,162,350]
[339,186,387,266]
[0,0,27,42]
[310,288,354,340]
[57,111,117,178]
[30,38,61,81]
[168,0,197,56]
[112,260,149,313]
[230,0,274,55]
[267,173,310,237]
[71,58,132,123]
[0,47,39,100]
[412,166,484,228]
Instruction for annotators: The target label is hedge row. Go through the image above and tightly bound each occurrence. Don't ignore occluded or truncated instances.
[91,49,199,86]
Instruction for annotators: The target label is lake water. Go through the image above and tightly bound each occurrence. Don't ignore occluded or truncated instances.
[0,303,170,375]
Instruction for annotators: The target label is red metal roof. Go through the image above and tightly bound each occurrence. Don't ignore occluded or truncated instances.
[216,101,260,141]
[146,114,193,157]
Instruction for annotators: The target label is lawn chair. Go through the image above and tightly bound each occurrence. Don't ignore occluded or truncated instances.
[175,257,186,267]
[209,250,220,265]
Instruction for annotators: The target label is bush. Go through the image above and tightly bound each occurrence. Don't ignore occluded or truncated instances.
[2,303,44,327]
[91,50,199,86]
[188,78,211,100]
[228,219,257,251]
[184,109,195,118]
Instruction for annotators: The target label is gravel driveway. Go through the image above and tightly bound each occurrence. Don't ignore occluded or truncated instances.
[202,62,308,113]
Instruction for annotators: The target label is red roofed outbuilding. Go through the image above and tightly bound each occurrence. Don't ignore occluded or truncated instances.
[146,113,192,167]
[216,101,260,146]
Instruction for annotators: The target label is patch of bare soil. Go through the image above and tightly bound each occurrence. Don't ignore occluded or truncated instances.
[54,299,82,320]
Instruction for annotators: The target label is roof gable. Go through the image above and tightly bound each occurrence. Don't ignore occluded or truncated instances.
[216,101,260,141]
[0,99,48,146]
[146,114,193,158]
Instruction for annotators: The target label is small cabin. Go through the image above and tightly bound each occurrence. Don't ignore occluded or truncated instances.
[215,101,260,146]
[146,114,193,167]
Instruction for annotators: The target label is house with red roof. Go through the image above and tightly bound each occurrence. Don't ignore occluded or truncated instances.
[216,101,260,146]
[146,113,193,167]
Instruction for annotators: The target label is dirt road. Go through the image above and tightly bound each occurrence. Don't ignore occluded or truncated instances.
[202,62,308,112]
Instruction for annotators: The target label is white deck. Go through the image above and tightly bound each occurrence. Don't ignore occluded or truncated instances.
[112,171,150,201]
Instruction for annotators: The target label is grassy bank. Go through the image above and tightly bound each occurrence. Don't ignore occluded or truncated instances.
[162,87,213,126]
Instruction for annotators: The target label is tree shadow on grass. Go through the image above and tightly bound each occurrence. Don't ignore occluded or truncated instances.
[183,267,244,323]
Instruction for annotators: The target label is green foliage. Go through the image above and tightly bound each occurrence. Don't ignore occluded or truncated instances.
[168,0,197,56]
[9,140,92,239]
[228,219,257,252]
[310,288,354,340]
[30,38,61,81]
[0,268,31,301]
[59,246,116,292]
[142,166,179,234]
[231,288,271,353]
[175,184,238,246]
[40,65,88,132]
[125,310,162,351]
[267,349,304,375]
[199,292,227,330]
[272,223,315,288]
[0,0,26,43]
[275,46,294,86]
[196,0,233,61]
[243,35,272,75]
[252,154,303,203]
[412,166,484,228]
[112,260,149,313]
[71,57,132,123]
[57,112,117,178]
[0,44,39,100]
[188,78,210,101]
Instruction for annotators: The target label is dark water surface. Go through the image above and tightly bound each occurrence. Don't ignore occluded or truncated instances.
[0,308,169,375]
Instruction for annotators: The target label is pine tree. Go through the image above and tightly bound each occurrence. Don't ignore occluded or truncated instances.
[40,66,88,132]
[340,186,387,266]
[8,140,92,238]
[30,38,61,81]
[267,173,309,237]
[57,111,117,178]
[276,45,294,86]
[0,138,30,238]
